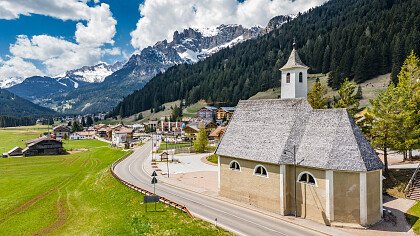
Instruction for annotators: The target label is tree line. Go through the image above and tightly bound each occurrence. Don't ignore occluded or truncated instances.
[109,0,420,118]
[0,116,37,128]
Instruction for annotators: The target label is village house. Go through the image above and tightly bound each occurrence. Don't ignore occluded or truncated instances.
[70,131,96,140]
[7,146,23,157]
[216,107,235,121]
[23,137,65,157]
[144,120,158,132]
[53,125,71,140]
[215,44,383,227]
[183,125,199,140]
[198,106,217,120]
[112,127,134,145]
[209,126,226,141]
[159,121,184,133]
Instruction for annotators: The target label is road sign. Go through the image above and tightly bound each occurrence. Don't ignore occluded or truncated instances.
[152,171,157,177]
[144,195,160,203]
[151,176,158,184]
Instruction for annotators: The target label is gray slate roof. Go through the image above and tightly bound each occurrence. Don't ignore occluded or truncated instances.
[280,48,309,70]
[216,98,383,172]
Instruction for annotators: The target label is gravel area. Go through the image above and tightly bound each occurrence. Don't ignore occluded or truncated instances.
[343,195,415,235]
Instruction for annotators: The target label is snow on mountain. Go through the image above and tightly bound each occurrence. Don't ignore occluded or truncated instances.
[57,61,123,84]
[0,77,24,88]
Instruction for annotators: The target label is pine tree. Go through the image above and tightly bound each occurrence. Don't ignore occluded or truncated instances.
[86,116,94,127]
[332,78,360,115]
[355,85,363,100]
[390,51,420,160]
[81,117,86,127]
[307,78,329,109]
[370,84,397,173]
[71,121,83,132]
[193,128,208,153]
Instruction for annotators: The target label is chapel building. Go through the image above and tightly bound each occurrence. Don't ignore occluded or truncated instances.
[215,43,383,227]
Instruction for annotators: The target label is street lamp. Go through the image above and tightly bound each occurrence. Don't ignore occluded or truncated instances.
[283,145,304,218]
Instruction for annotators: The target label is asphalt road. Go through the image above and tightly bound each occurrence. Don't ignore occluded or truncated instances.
[113,141,328,236]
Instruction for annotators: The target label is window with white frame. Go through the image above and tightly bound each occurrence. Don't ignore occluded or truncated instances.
[298,172,316,185]
[229,161,241,171]
[254,165,268,177]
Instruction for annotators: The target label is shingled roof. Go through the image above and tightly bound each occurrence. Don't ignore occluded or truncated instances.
[215,98,383,172]
[280,47,309,70]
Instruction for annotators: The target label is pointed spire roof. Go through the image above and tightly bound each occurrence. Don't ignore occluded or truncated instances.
[280,42,309,70]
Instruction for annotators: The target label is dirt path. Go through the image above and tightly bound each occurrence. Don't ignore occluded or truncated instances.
[0,176,73,225]
[33,193,67,236]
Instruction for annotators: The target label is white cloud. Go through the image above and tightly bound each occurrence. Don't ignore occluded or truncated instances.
[131,0,327,49]
[0,0,91,21]
[75,4,116,47]
[8,34,120,76]
[0,57,43,87]
[0,1,118,82]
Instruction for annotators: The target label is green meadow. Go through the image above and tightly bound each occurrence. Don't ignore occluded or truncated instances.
[0,127,229,235]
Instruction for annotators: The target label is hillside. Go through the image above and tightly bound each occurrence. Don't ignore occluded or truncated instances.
[109,0,420,118]
[0,89,56,117]
[21,21,287,114]
[250,73,390,107]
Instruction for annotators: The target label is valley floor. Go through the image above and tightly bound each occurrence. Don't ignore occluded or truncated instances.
[0,128,228,235]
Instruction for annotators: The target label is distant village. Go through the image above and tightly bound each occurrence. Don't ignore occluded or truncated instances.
[2,106,234,158]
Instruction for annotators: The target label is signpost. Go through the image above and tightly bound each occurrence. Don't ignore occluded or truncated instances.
[144,171,159,212]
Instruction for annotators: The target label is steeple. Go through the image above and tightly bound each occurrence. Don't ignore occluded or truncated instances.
[280,40,309,70]
[280,41,309,99]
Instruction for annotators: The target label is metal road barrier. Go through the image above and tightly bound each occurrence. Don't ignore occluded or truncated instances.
[110,151,193,217]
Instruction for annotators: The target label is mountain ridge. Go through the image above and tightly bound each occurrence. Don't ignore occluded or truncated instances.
[8,16,290,114]
[0,88,56,117]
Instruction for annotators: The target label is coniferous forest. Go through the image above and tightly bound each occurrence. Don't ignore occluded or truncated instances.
[109,0,420,118]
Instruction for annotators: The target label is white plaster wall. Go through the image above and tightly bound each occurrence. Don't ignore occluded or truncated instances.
[280,68,308,99]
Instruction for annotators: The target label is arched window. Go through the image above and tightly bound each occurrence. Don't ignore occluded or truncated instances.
[298,172,316,186]
[229,161,241,171]
[254,165,268,177]
[299,72,303,83]
[286,73,291,83]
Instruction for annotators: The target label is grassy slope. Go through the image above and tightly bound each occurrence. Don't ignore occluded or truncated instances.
[250,73,390,107]
[105,100,207,125]
[0,135,229,235]
[0,125,48,151]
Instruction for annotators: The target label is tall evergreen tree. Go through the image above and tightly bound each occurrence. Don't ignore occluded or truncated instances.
[307,78,329,109]
[333,79,360,115]
[193,128,208,153]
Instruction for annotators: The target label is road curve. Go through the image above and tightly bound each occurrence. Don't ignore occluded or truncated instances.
[113,141,328,236]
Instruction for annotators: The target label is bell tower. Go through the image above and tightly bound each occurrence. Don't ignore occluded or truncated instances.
[280,41,309,99]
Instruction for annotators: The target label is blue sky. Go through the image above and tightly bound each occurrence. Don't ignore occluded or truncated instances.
[0,0,326,86]
[0,0,141,66]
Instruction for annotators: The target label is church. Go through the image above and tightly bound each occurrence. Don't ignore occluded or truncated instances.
[215,44,383,227]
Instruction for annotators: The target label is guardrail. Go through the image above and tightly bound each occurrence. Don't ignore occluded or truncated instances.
[404,163,420,198]
[110,151,193,217]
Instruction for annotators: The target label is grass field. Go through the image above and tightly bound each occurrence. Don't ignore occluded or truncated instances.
[0,131,229,235]
[406,202,420,235]
[0,125,48,152]
[158,142,192,152]
[206,154,218,164]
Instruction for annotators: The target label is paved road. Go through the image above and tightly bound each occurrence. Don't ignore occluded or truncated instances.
[113,141,329,236]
